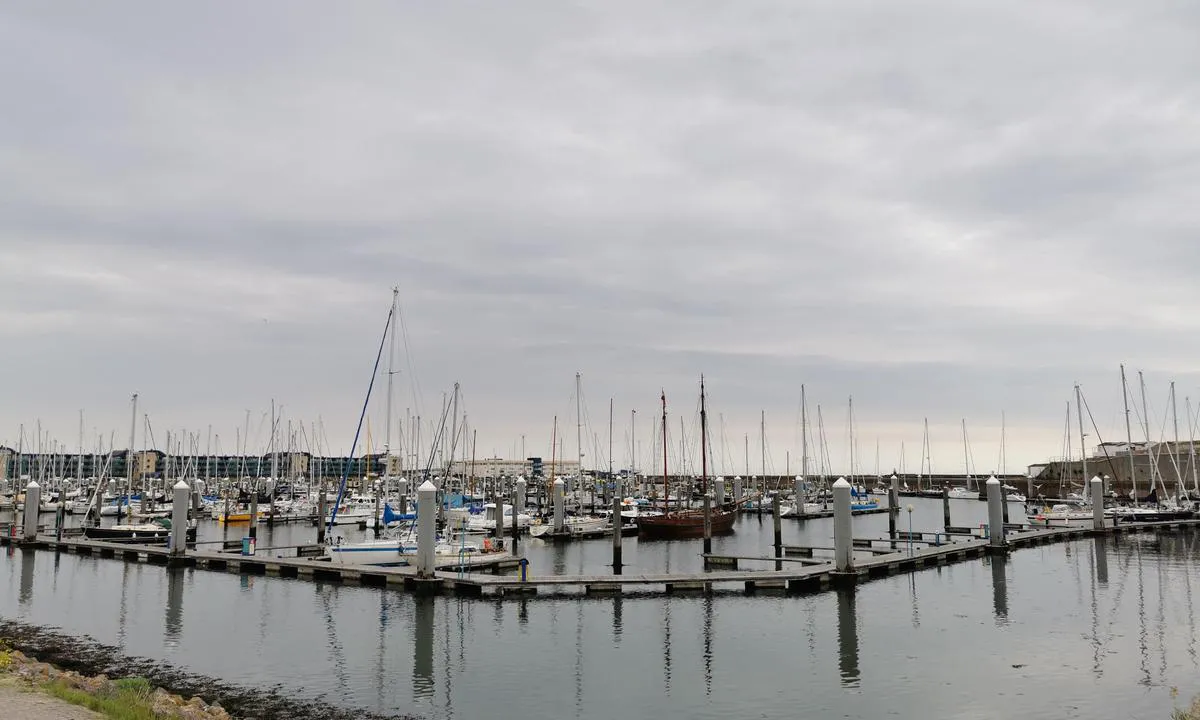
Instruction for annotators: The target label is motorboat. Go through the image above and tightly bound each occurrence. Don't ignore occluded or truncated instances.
[466,503,531,532]
[529,515,609,538]
[1028,504,1094,526]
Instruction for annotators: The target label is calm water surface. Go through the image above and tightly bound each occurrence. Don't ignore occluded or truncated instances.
[2,499,1197,719]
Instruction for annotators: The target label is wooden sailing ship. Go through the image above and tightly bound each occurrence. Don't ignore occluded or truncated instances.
[637,378,736,540]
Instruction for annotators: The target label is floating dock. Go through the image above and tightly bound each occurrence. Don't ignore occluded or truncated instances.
[5,518,1197,600]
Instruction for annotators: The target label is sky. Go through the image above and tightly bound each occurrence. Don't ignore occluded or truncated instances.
[3,1,1200,477]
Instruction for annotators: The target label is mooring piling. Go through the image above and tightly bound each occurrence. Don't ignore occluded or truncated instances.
[552,478,565,533]
[416,480,437,578]
[986,476,1005,549]
[171,480,189,556]
[612,494,623,575]
[833,477,852,572]
[248,482,259,543]
[772,494,783,570]
[23,480,40,543]
[1091,476,1105,531]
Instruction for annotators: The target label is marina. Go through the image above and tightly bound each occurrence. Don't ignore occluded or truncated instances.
[3,477,1193,600]
[2,494,1199,720]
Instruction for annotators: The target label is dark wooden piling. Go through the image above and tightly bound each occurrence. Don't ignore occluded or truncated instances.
[612,494,623,575]
[773,495,783,571]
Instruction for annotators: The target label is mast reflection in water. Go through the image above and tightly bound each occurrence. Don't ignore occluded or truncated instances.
[990,556,1008,625]
[165,568,185,647]
[836,587,859,687]
[18,549,34,609]
[412,596,435,700]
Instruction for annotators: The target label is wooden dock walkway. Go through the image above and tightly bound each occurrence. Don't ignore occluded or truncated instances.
[3,518,1198,600]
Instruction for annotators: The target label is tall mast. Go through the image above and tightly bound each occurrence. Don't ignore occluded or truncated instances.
[270,399,278,483]
[700,376,708,494]
[576,372,584,502]
[1172,381,1182,496]
[760,410,766,492]
[1188,396,1199,497]
[961,418,970,488]
[385,287,398,488]
[549,415,558,502]
[1001,411,1006,477]
[921,418,930,488]
[800,384,808,480]
[1139,370,1154,500]
[661,391,668,510]
[76,410,84,485]
[123,393,138,521]
[1075,384,1087,492]
[630,409,636,479]
[847,397,854,484]
[1113,364,1132,501]
[608,398,614,498]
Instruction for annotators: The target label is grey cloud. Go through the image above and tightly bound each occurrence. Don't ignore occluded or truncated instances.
[3,1,1200,472]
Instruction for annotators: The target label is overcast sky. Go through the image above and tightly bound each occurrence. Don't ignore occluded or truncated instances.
[3,2,1200,478]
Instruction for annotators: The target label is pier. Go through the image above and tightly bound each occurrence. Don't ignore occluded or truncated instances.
[4,475,1193,601]
[6,514,1196,599]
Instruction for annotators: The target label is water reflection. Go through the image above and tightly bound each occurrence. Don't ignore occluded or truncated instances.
[662,596,672,694]
[990,557,1008,625]
[836,587,859,687]
[574,600,584,718]
[611,596,623,645]
[7,528,1200,720]
[908,574,920,628]
[165,568,185,647]
[18,549,35,608]
[702,595,714,696]
[316,584,350,694]
[412,596,435,700]
[117,562,131,647]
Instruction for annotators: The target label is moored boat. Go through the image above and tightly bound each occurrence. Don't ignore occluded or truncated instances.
[636,381,736,540]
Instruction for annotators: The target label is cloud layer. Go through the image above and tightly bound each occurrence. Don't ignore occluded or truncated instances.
[4,1,1200,474]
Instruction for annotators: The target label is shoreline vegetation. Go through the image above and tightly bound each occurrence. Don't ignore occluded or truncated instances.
[1175,696,1200,720]
[1,645,234,720]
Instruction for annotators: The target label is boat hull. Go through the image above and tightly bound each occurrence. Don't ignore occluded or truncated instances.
[83,526,197,543]
[637,510,736,539]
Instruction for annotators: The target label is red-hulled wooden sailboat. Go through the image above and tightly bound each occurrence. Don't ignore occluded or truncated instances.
[637,377,736,540]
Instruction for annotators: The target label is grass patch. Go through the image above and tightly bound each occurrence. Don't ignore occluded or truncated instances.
[43,678,159,720]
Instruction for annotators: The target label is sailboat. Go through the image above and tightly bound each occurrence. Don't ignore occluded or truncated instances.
[637,379,736,540]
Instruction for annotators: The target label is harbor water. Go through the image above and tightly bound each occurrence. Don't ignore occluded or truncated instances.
[1,498,1197,719]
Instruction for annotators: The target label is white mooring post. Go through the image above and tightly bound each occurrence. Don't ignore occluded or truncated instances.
[171,480,190,555]
[733,476,743,506]
[833,477,853,572]
[514,477,527,514]
[986,476,1005,548]
[553,478,565,533]
[416,480,437,578]
[1091,475,1105,531]
[22,480,41,542]
[714,477,725,508]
